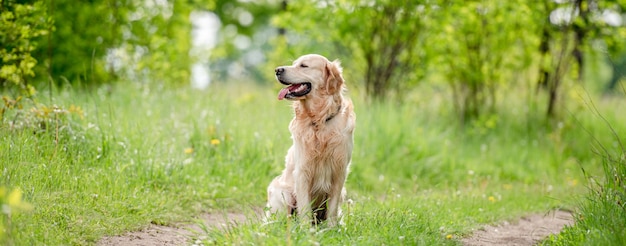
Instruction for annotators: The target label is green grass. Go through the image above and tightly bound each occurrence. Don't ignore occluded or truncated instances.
[0,80,623,245]
[543,95,626,246]
[544,154,626,245]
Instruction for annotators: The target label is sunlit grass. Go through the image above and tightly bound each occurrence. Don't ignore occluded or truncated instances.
[0,80,623,244]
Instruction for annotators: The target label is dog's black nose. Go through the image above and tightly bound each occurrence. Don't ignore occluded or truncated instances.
[275,67,284,76]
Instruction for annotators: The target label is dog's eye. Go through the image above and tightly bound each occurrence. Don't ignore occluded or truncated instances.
[300,64,308,68]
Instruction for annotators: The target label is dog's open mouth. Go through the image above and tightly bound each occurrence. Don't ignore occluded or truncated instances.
[277,82,312,100]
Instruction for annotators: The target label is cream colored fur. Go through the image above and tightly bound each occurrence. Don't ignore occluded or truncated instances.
[266,54,355,225]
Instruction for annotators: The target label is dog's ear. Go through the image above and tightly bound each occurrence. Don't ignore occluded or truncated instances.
[324,60,344,95]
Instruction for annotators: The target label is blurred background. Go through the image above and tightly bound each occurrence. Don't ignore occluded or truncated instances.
[2,0,626,121]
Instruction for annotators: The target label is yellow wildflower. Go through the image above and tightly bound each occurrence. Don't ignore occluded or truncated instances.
[446,234,453,239]
[184,148,194,154]
[8,188,24,207]
[69,105,84,119]
[4,187,32,211]
[210,139,220,146]
[488,196,496,202]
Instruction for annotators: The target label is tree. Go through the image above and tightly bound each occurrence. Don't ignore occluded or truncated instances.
[32,0,128,85]
[534,0,577,118]
[338,1,428,101]
[536,0,626,116]
[430,0,540,122]
[117,0,195,86]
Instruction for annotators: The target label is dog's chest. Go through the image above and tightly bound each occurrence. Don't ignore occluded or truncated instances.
[290,122,344,156]
[290,121,350,192]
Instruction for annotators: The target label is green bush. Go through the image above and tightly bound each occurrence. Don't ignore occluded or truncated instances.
[0,0,50,96]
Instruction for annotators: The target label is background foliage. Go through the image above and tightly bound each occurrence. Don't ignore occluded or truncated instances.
[0,0,50,96]
[2,0,625,120]
[269,0,626,121]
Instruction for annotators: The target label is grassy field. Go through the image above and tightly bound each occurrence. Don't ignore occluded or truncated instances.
[0,80,624,245]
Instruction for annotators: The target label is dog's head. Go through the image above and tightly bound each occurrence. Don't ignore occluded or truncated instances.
[275,54,344,101]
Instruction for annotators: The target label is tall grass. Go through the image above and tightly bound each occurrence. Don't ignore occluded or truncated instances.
[0,80,621,244]
[544,95,626,245]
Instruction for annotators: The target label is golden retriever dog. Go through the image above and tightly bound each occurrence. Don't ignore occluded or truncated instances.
[266,54,355,225]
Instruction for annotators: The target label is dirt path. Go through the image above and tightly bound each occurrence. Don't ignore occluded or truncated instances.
[461,210,574,246]
[98,210,574,246]
[97,212,250,246]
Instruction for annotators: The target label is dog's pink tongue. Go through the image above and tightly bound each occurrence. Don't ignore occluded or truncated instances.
[278,87,290,100]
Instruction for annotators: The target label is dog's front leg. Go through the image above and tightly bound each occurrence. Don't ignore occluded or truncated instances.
[294,171,312,224]
[326,172,347,226]
[326,191,341,225]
